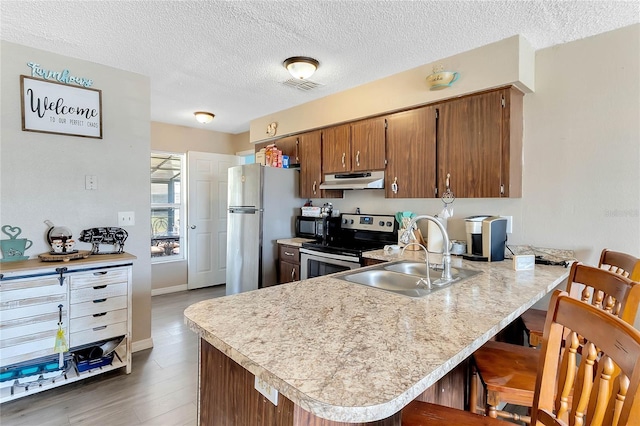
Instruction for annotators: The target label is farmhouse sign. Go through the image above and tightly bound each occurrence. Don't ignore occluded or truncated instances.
[21,75,102,139]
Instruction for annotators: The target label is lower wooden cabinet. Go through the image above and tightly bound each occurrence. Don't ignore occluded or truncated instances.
[361,257,386,267]
[278,244,300,284]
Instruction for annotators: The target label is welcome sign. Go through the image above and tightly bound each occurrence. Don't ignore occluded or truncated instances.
[21,75,102,139]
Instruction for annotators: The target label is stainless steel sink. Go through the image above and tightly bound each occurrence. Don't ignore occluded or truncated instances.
[335,261,481,298]
[384,262,481,281]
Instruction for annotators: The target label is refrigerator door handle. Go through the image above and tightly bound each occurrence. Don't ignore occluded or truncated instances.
[228,207,261,214]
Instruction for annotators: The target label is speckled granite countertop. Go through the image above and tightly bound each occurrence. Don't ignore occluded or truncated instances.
[276,237,316,247]
[184,254,569,423]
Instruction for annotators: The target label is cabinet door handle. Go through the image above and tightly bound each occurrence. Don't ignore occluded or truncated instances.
[92,325,107,331]
[391,177,398,194]
[93,312,107,317]
[284,251,295,257]
[313,181,317,195]
[93,271,108,276]
[355,151,360,167]
[291,267,296,280]
[93,299,107,303]
[93,285,107,290]
[341,152,346,168]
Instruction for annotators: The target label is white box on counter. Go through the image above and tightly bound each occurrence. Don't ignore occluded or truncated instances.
[513,255,535,271]
[301,207,321,217]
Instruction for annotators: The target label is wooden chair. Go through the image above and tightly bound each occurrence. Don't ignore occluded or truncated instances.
[469,262,640,423]
[402,289,640,425]
[522,249,640,347]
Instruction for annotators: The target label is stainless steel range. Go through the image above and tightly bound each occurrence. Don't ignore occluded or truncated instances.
[300,213,398,280]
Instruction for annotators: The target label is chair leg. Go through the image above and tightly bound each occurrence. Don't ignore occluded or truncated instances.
[469,361,479,414]
[487,390,500,418]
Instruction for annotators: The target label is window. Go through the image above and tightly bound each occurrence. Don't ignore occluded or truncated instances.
[151,153,184,261]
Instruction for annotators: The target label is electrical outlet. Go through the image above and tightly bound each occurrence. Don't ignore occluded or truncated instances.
[85,175,98,190]
[118,211,135,226]
[254,377,278,406]
[502,216,513,234]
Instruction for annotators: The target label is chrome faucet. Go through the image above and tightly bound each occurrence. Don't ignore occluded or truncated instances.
[401,242,432,289]
[400,215,453,282]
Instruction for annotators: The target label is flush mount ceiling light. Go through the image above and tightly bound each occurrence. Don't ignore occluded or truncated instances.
[283,56,319,80]
[194,111,215,124]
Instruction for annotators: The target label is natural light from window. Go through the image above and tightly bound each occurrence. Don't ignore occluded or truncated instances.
[151,152,185,262]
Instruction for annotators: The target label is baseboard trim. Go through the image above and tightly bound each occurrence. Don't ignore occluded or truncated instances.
[132,337,154,353]
[151,284,188,296]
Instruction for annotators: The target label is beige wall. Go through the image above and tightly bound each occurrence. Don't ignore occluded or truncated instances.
[250,35,535,143]
[1,41,153,348]
[232,131,252,153]
[248,25,639,263]
[151,121,238,154]
[150,124,249,292]
[249,25,640,321]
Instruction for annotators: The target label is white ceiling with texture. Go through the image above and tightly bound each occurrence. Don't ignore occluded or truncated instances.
[1,1,638,134]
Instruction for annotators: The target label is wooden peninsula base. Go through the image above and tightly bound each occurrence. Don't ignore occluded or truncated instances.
[198,339,468,425]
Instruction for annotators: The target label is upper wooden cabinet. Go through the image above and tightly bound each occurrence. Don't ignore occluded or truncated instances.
[298,131,343,199]
[385,106,437,198]
[278,135,301,166]
[436,87,523,198]
[350,117,387,171]
[322,117,386,174]
[321,124,351,173]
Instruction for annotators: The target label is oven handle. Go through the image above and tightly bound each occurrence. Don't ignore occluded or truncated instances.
[299,248,360,263]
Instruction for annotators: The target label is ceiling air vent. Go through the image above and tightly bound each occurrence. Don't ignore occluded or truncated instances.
[282,78,322,91]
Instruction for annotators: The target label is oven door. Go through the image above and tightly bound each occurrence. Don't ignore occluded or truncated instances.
[300,248,360,280]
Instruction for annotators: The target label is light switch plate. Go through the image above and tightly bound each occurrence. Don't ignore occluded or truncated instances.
[118,211,135,226]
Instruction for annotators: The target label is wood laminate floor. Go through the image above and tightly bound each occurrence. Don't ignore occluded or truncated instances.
[0,285,225,426]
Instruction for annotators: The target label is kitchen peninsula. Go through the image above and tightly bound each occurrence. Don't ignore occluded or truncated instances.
[184,253,569,425]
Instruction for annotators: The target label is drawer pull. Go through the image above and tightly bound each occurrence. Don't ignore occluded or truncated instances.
[92,325,107,331]
[93,299,107,303]
[93,312,107,317]
[93,271,108,276]
[93,285,107,289]
[284,251,295,256]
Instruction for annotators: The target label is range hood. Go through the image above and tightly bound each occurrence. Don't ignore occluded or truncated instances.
[319,171,385,190]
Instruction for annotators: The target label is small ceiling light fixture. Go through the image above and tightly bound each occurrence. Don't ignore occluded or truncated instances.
[283,56,319,80]
[194,111,215,124]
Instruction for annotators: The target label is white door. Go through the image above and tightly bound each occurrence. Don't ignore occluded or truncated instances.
[187,151,243,289]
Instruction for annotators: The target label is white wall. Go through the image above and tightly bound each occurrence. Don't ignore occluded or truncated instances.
[0,41,153,347]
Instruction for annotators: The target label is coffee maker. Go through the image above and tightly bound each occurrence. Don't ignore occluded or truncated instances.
[463,216,507,262]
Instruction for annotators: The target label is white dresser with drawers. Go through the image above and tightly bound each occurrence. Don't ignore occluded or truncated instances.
[0,253,135,403]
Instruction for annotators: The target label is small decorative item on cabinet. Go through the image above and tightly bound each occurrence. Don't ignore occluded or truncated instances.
[426,64,459,91]
[0,225,32,262]
[79,227,128,254]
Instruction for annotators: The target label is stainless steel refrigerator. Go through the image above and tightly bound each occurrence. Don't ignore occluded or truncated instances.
[226,164,301,295]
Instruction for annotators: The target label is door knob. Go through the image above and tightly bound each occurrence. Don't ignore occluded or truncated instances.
[190,225,196,229]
